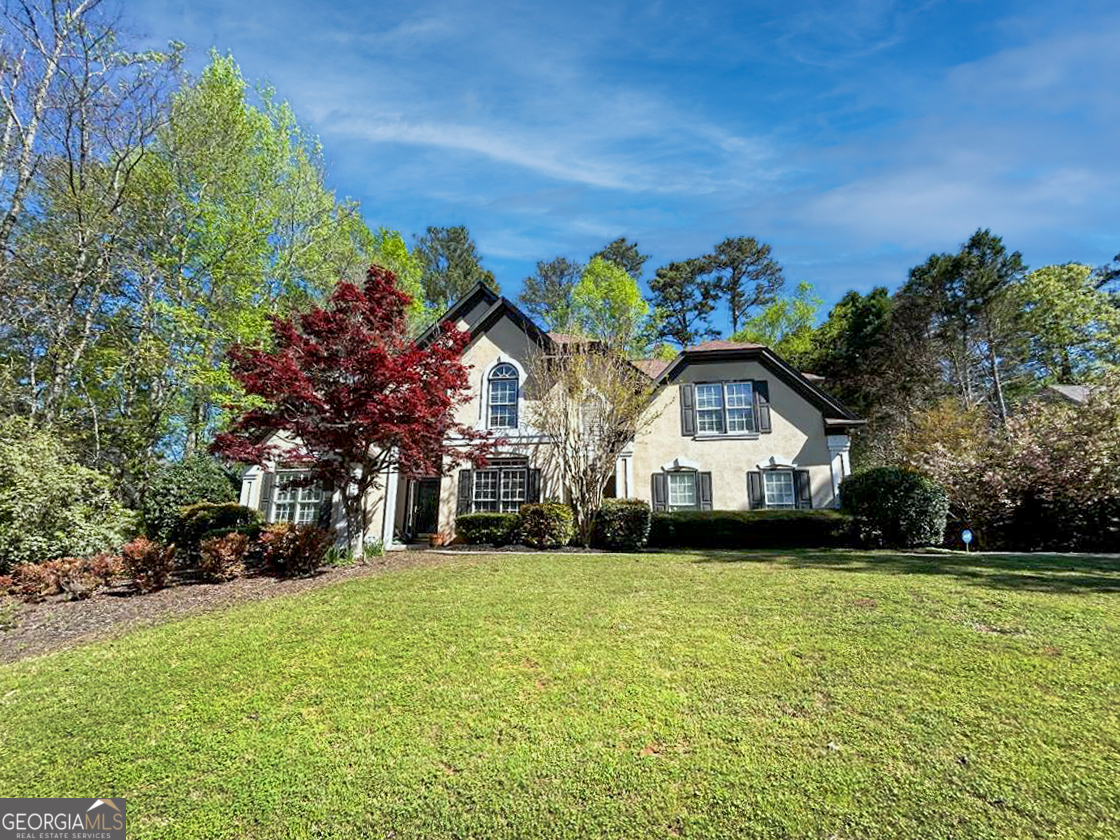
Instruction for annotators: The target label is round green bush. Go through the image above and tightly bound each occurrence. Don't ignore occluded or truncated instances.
[143,456,238,542]
[518,503,575,549]
[840,467,949,548]
[593,499,651,551]
[173,502,262,550]
[455,513,519,546]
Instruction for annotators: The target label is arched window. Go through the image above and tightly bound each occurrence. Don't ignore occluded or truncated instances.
[488,362,519,428]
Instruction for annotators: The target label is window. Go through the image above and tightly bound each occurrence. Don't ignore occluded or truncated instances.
[763,470,796,509]
[668,471,698,510]
[488,363,519,429]
[472,458,528,513]
[696,381,755,435]
[272,471,324,524]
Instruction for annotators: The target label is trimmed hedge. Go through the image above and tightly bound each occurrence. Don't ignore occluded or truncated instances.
[840,467,949,548]
[455,513,520,546]
[173,502,261,550]
[648,509,852,549]
[593,499,652,551]
[518,503,575,549]
[143,456,238,542]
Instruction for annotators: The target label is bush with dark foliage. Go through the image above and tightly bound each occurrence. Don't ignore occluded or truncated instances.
[4,554,121,602]
[174,502,261,550]
[455,513,520,546]
[143,456,238,542]
[259,524,329,577]
[198,532,251,582]
[648,509,852,549]
[841,468,949,548]
[121,537,177,592]
[518,503,575,549]
[593,499,651,551]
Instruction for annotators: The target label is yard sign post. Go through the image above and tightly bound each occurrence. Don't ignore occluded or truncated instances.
[962,529,973,553]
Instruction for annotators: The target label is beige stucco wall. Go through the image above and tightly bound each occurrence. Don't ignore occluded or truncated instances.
[631,359,838,510]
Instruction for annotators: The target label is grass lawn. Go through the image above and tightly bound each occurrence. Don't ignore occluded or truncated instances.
[1,549,1119,839]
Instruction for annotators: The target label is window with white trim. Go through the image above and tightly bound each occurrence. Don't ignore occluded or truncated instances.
[472,458,528,513]
[763,470,796,509]
[696,381,755,435]
[272,471,324,524]
[667,471,698,510]
[488,363,519,429]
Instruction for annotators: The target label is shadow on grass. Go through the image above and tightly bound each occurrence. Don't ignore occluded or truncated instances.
[680,548,1120,594]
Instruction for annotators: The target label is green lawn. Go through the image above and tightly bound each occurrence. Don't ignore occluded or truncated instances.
[2,550,1119,839]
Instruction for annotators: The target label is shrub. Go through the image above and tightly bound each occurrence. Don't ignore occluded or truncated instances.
[0,418,135,572]
[198,532,251,582]
[173,502,261,550]
[648,509,852,549]
[6,554,121,602]
[121,537,177,592]
[142,456,237,542]
[593,499,652,551]
[323,539,385,568]
[841,467,949,548]
[518,503,575,549]
[455,513,520,546]
[258,524,329,577]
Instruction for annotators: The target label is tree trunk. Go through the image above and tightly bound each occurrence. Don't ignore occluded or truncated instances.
[986,322,1008,427]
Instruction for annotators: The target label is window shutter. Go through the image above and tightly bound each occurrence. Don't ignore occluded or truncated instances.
[699,472,713,510]
[651,473,668,511]
[794,469,812,509]
[679,383,696,436]
[258,471,274,518]
[527,468,542,503]
[457,469,473,515]
[747,471,764,509]
[317,477,334,530]
[754,380,772,434]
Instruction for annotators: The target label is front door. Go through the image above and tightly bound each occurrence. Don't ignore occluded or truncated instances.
[411,478,441,536]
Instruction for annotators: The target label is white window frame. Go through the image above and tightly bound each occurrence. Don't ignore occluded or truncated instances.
[472,459,529,513]
[763,469,796,509]
[271,470,324,524]
[667,470,699,511]
[695,380,755,436]
[487,362,519,429]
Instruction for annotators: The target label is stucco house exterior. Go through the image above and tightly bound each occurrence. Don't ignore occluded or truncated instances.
[237,282,863,547]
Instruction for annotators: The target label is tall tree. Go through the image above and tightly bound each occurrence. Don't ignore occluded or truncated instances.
[648,258,719,347]
[212,266,494,554]
[519,256,582,331]
[413,225,497,311]
[570,257,654,356]
[592,237,649,281]
[707,236,785,333]
[730,281,821,366]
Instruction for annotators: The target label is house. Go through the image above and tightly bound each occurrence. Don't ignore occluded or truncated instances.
[237,283,863,547]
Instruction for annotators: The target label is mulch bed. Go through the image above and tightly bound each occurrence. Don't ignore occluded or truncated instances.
[0,551,450,665]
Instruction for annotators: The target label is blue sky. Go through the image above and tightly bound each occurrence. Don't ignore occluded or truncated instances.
[131,0,1119,325]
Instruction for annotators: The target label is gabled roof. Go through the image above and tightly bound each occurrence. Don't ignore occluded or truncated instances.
[686,339,764,352]
[418,280,555,352]
[416,282,501,346]
[1045,384,1093,405]
[632,358,671,379]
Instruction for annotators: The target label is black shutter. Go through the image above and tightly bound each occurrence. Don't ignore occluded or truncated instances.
[699,472,713,510]
[679,383,696,436]
[754,381,772,434]
[317,477,334,530]
[258,471,274,518]
[457,469,473,515]
[747,471,764,509]
[527,468,541,503]
[651,473,668,511]
[794,469,812,509]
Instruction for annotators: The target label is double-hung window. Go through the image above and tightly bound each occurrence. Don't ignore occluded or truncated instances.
[472,458,528,513]
[667,471,698,510]
[488,363,519,429]
[272,471,324,524]
[763,470,796,509]
[696,381,755,435]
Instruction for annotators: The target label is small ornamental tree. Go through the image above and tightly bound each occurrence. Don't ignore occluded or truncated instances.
[211,266,494,554]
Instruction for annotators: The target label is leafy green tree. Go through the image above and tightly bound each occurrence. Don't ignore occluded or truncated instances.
[708,236,786,332]
[519,257,583,331]
[571,257,654,355]
[648,258,720,347]
[1011,263,1120,382]
[731,281,821,365]
[142,456,239,542]
[413,225,497,311]
[592,237,649,281]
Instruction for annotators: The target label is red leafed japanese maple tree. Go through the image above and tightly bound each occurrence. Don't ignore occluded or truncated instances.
[211,265,494,553]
